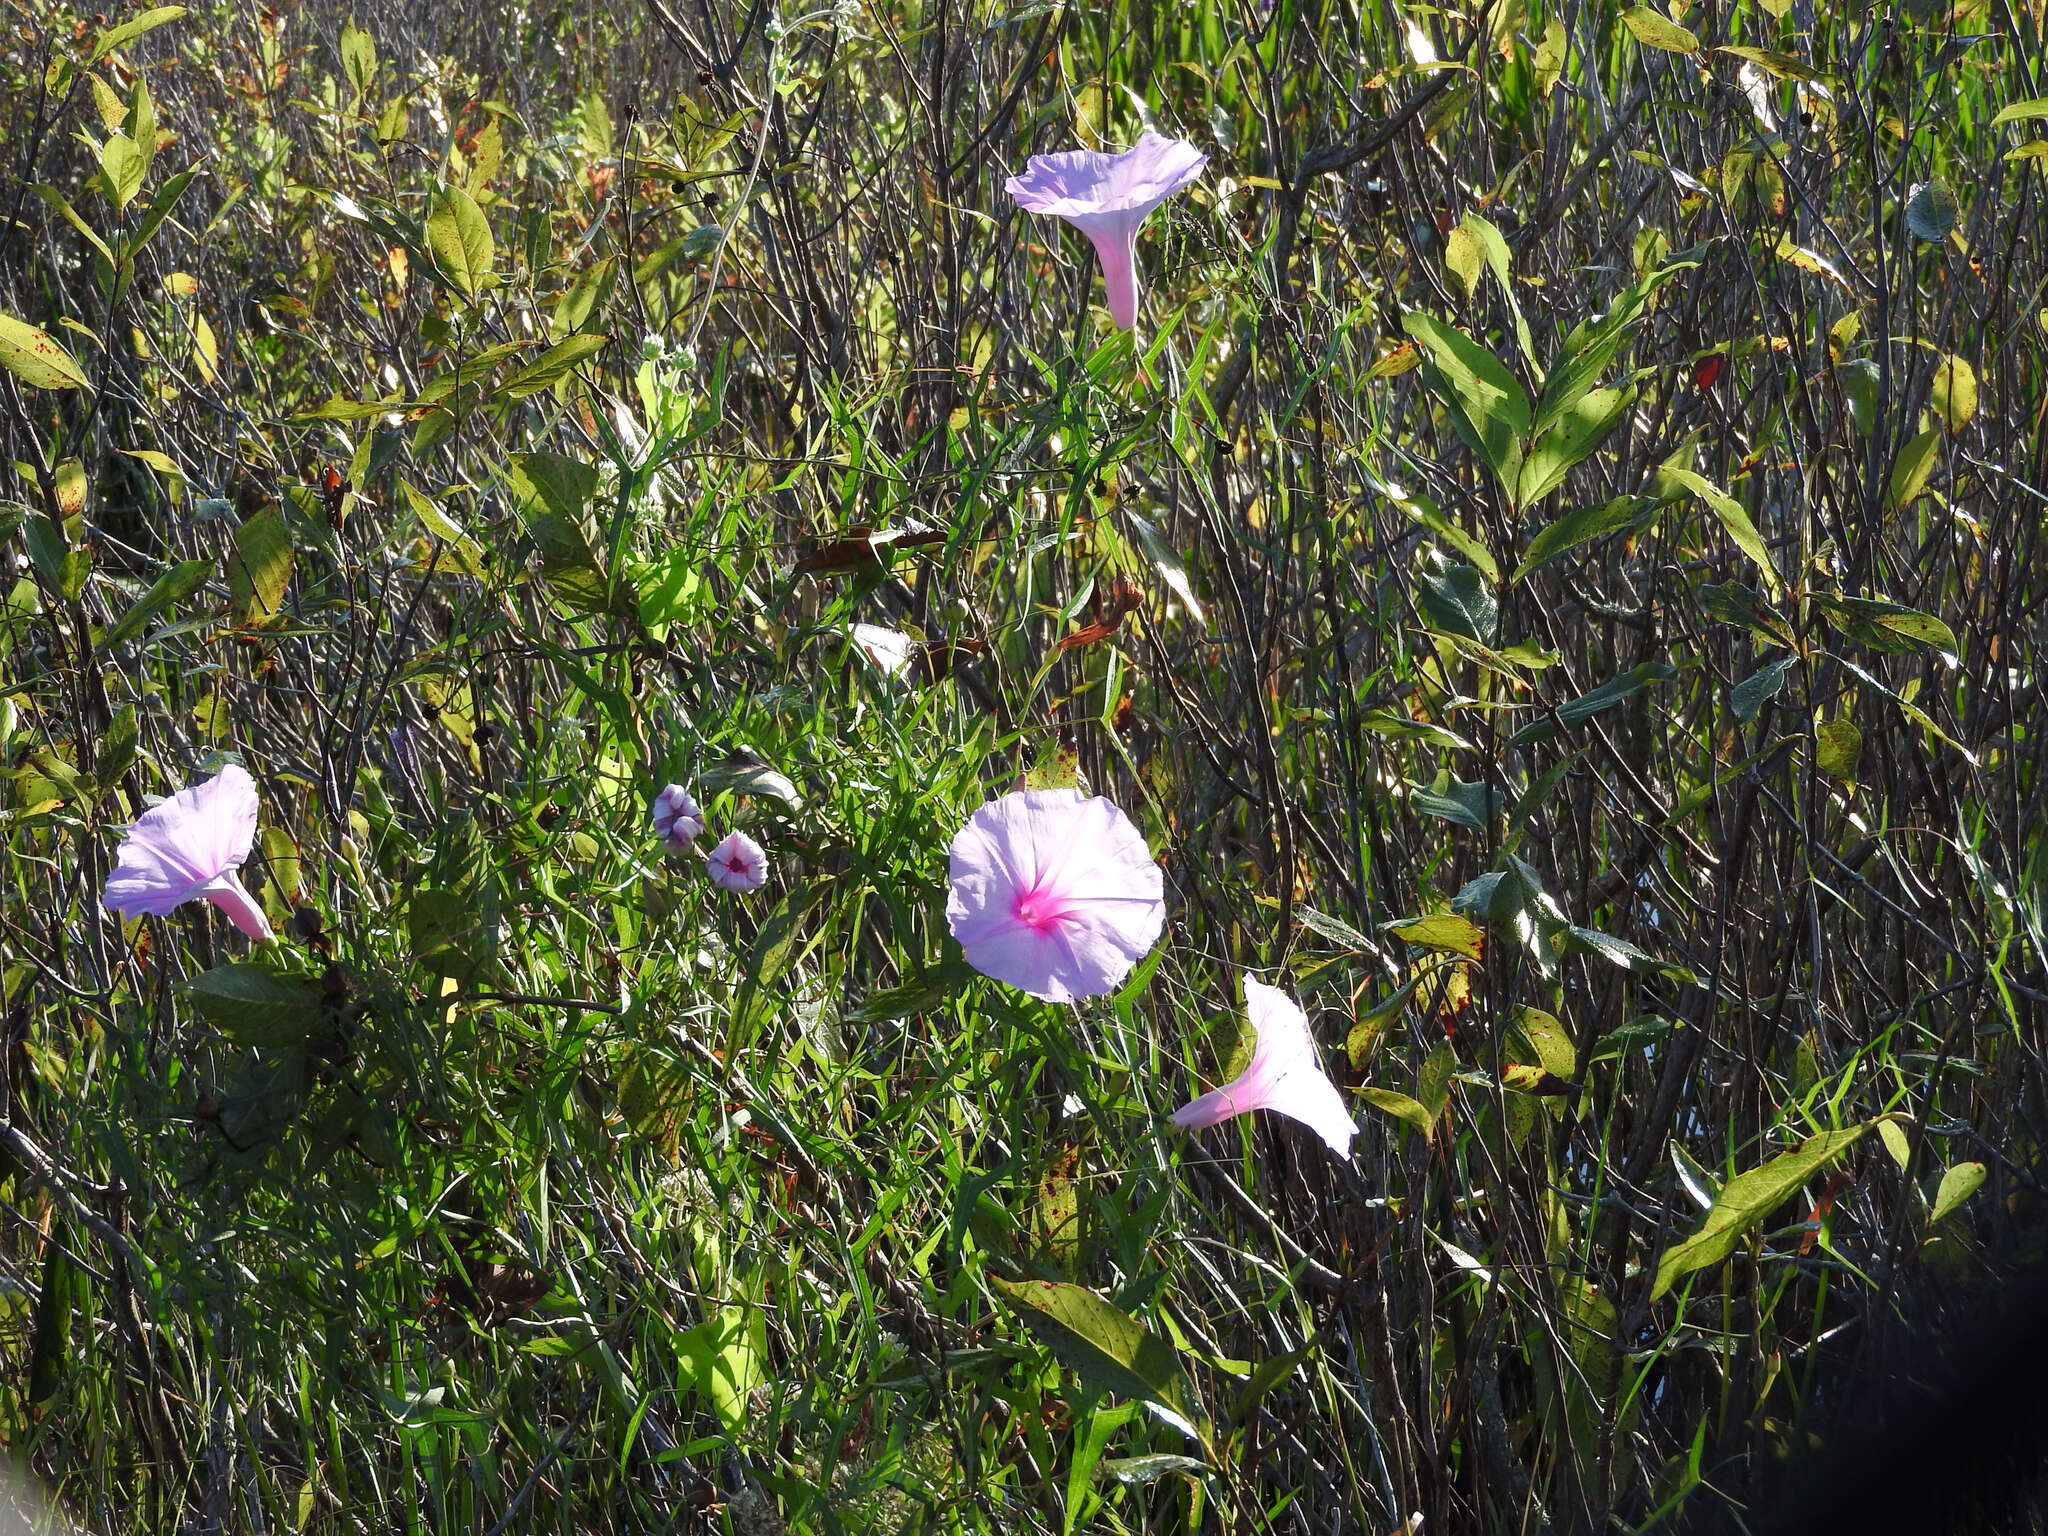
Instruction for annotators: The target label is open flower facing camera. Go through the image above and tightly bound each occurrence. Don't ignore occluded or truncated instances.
[946,786,1165,1003]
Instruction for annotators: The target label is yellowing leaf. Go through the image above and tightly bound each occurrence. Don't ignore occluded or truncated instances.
[1621,6,1699,52]
[426,183,494,298]
[1653,1126,1867,1298]
[1930,1161,1986,1224]
[0,313,92,390]
[1930,353,1977,432]
[228,507,294,627]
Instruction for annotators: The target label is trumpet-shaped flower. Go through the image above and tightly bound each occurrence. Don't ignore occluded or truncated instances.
[707,830,769,892]
[946,787,1164,1002]
[1171,976,1356,1158]
[652,784,705,850]
[1005,132,1207,331]
[102,764,274,941]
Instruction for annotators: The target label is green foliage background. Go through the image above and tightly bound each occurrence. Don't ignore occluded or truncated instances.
[2,0,2047,1529]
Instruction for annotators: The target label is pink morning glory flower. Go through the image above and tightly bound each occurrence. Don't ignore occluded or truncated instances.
[1005,131,1208,331]
[706,830,768,892]
[652,784,705,851]
[945,787,1165,1002]
[102,764,274,942]
[1171,976,1357,1159]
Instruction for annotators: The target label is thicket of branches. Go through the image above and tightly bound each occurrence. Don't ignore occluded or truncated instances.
[3,0,2046,1529]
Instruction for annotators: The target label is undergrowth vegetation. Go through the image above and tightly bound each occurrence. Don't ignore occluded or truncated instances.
[3,0,2047,1529]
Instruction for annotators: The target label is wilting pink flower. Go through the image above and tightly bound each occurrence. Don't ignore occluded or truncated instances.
[1006,132,1208,331]
[102,764,274,941]
[946,787,1164,1002]
[851,623,916,679]
[706,830,768,892]
[652,784,705,850]
[1171,976,1356,1158]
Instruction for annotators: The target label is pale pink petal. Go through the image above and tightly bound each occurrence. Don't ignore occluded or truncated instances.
[198,872,276,942]
[1005,132,1207,331]
[946,787,1165,1002]
[706,830,768,893]
[1170,976,1356,1158]
[102,765,266,936]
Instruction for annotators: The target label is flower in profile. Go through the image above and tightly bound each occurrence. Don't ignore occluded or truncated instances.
[652,784,705,851]
[102,764,274,941]
[1170,976,1356,1159]
[1005,131,1208,331]
[946,787,1164,1002]
[706,830,769,892]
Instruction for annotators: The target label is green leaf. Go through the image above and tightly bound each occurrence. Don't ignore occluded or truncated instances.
[1385,483,1499,580]
[507,451,611,613]
[1411,775,1500,830]
[1904,180,1958,243]
[1929,354,1977,433]
[1815,718,1862,784]
[1514,495,1658,581]
[180,963,328,1048]
[88,5,187,63]
[496,333,609,399]
[1452,857,1569,979]
[673,1306,767,1434]
[1401,312,1529,488]
[339,19,377,96]
[1125,511,1204,625]
[1386,911,1486,960]
[1810,594,1957,656]
[103,558,210,646]
[1699,582,1796,647]
[26,516,88,601]
[704,760,804,813]
[1732,653,1795,722]
[1417,551,1497,643]
[1510,1005,1577,1080]
[1359,711,1474,752]
[127,166,198,255]
[0,313,92,391]
[27,1223,77,1404]
[408,886,497,982]
[1653,1126,1868,1298]
[1620,5,1699,51]
[1991,98,2048,126]
[1509,662,1678,746]
[1532,253,1699,437]
[100,134,146,210]
[1663,467,1780,596]
[227,508,294,626]
[1930,1162,1986,1224]
[426,182,494,298]
[1515,386,1635,509]
[1357,1087,1436,1139]
[994,1279,1206,1443]
[1564,925,1694,982]
[1885,426,1942,510]
[1294,905,1378,953]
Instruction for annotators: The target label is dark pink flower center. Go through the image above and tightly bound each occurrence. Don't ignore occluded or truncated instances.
[1012,884,1070,933]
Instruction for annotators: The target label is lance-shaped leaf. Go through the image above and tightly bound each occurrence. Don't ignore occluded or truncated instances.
[995,1279,1207,1445]
[1664,467,1780,596]
[1402,312,1529,490]
[1653,1125,1867,1297]
[427,182,494,297]
[1515,386,1635,509]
